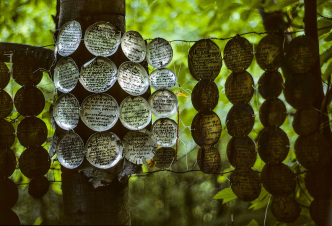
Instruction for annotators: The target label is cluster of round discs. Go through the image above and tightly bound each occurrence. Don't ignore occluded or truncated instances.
[188,39,222,174]
[283,35,332,225]
[223,35,260,202]
[256,33,299,223]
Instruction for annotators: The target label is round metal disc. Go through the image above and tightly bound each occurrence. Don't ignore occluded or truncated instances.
[148,89,178,118]
[85,132,123,169]
[0,148,16,178]
[285,35,319,74]
[230,169,261,202]
[0,178,18,209]
[305,165,332,199]
[259,98,287,128]
[225,71,254,104]
[310,199,332,226]
[261,163,296,196]
[284,73,317,110]
[0,62,10,89]
[14,86,45,117]
[223,36,253,73]
[19,146,51,178]
[294,132,331,170]
[56,20,82,57]
[255,34,283,71]
[147,37,173,69]
[53,93,80,130]
[257,127,289,164]
[28,175,50,198]
[149,68,177,90]
[0,208,20,225]
[271,196,301,223]
[84,21,121,57]
[0,119,15,148]
[121,30,146,63]
[12,57,43,86]
[56,131,85,169]
[153,147,176,168]
[123,130,157,165]
[80,93,119,132]
[227,136,256,169]
[54,57,80,93]
[258,71,283,99]
[188,39,222,81]
[152,118,177,147]
[197,146,221,174]
[0,90,13,118]
[119,96,151,130]
[292,107,320,136]
[226,103,255,137]
[117,61,149,96]
[17,117,47,147]
[191,111,222,146]
[191,79,219,112]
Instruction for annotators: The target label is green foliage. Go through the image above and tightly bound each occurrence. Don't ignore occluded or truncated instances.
[213,187,237,204]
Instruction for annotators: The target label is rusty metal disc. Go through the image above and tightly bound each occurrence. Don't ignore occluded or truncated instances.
[284,73,317,110]
[257,128,289,164]
[0,208,20,225]
[285,35,319,74]
[258,71,283,99]
[19,146,51,178]
[14,86,45,117]
[28,175,50,198]
[261,163,296,196]
[0,90,13,118]
[0,178,18,209]
[227,136,256,169]
[223,36,253,73]
[0,119,15,148]
[271,196,301,223]
[294,132,331,170]
[17,117,48,147]
[12,57,43,86]
[255,34,283,72]
[230,169,261,202]
[191,111,222,146]
[197,146,221,174]
[225,71,254,104]
[154,147,176,169]
[305,165,332,199]
[226,103,255,137]
[0,148,16,178]
[292,107,320,136]
[188,39,222,81]
[259,98,287,128]
[0,62,10,89]
[191,79,219,112]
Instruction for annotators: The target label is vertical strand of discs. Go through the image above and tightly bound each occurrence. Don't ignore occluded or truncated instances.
[255,33,299,223]
[188,39,222,174]
[283,35,332,225]
[223,35,260,202]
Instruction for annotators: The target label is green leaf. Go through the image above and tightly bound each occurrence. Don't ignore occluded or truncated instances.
[249,187,270,210]
[264,0,298,12]
[324,32,332,42]
[213,187,237,204]
[146,0,157,6]
[320,48,332,66]
[323,62,332,81]
[241,10,251,21]
[247,219,260,226]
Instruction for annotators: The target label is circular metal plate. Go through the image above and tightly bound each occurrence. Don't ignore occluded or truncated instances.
[0,90,13,118]
[188,39,222,81]
[271,196,300,223]
[305,165,332,199]
[0,119,15,148]
[0,208,20,225]
[292,107,320,136]
[56,20,82,57]
[197,146,221,174]
[152,118,177,147]
[149,68,177,90]
[12,57,43,86]
[0,62,10,89]
[259,98,287,128]
[258,71,283,99]
[121,30,146,63]
[310,199,332,226]
[53,93,80,130]
[226,103,255,137]
[0,148,16,178]
[84,21,121,57]
[153,147,176,169]
[17,117,48,147]
[28,175,50,198]
[225,71,254,104]
[14,86,45,117]
[54,57,80,93]
[191,79,219,112]
[227,136,256,169]
[147,38,173,69]
[148,89,178,118]
[0,178,18,209]
[85,132,123,169]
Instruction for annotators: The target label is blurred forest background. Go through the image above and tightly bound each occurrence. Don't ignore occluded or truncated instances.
[1,0,332,225]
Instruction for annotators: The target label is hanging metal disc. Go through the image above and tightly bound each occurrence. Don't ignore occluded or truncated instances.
[258,71,283,99]
[121,30,146,63]
[152,118,177,147]
[147,37,173,69]
[0,208,20,225]
[223,36,253,73]
[259,98,287,128]
[153,147,176,169]
[188,39,222,81]
[80,93,119,132]
[225,71,254,104]
[84,21,121,57]
[53,93,80,130]
[305,165,332,199]
[149,68,177,90]
[0,148,16,178]
[191,111,222,146]
[226,103,255,137]
[0,62,10,89]
[119,96,151,130]
[197,146,222,174]
[148,89,178,118]
[56,20,82,57]
[271,196,301,223]
[28,175,50,198]
[227,136,256,169]
[0,119,15,148]
[191,79,219,112]
[117,61,149,96]
[12,57,43,86]
[14,86,45,117]
[292,107,320,136]
[19,146,51,178]
[310,199,332,226]
[17,117,47,147]
[54,57,80,93]
[0,178,18,209]
[0,90,13,118]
